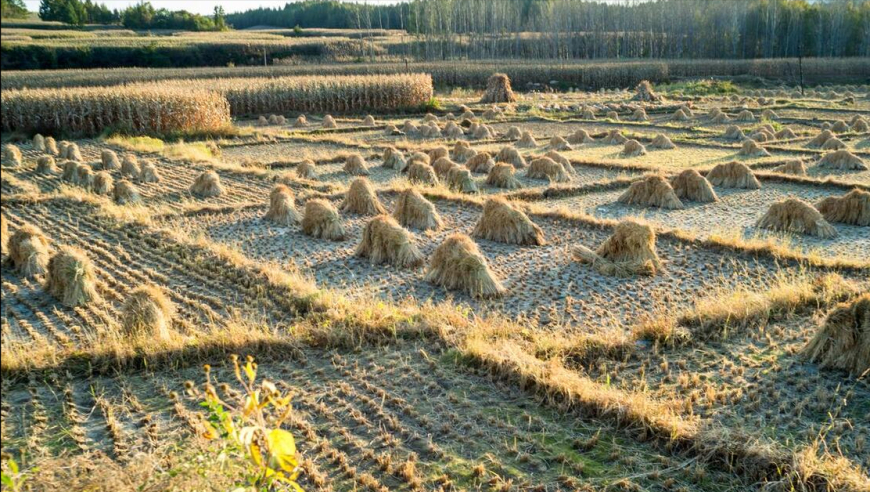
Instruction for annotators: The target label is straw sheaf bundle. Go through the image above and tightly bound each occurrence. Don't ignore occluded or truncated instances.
[100,149,121,170]
[736,110,756,122]
[62,160,80,183]
[419,122,442,138]
[706,161,761,189]
[1,84,231,136]
[93,171,113,195]
[8,225,50,278]
[341,178,386,216]
[428,146,449,162]
[382,147,407,171]
[76,164,95,190]
[45,246,99,307]
[649,134,676,149]
[817,150,867,170]
[473,198,544,246]
[296,159,317,179]
[851,118,869,132]
[621,139,647,157]
[407,162,439,186]
[516,131,538,149]
[712,112,732,124]
[606,110,620,121]
[761,109,779,120]
[548,136,573,151]
[723,125,745,141]
[749,129,775,142]
[113,179,141,204]
[486,163,522,189]
[190,170,224,198]
[121,154,141,178]
[355,215,425,268]
[425,234,505,298]
[446,166,479,193]
[45,136,58,155]
[363,115,376,126]
[496,146,527,168]
[671,108,691,121]
[603,130,627,145]
[451,141,476,163]
[480,73,517,104]
[66,142,83,161]
[526,157,571,183]
[302,199,345,241]
[633,80,661,102]
[32,134,45,152]
[739,139,770,157]
[774,128,797,140]
[631,108,649,121]
[343,153,370,176]
[471,123,495,140]
[771,160,807,175]
[36,155,58,174]
[444,121,465,139]
[2,144,22,168]
[617,175,683,209]
[756,198,837,239]
[830,120,850,134]
[567,129,595,144]
[573,220,662,277]
[322,114,338,129]
[139,162,161,183]
[545,151,574,175]
[802,294,869,375]
[815,189,869,226]
[121,286,175,340]
[807,130,834,148]
[670,169,718,203]
[821,137,846,150]
[265,184,301,226]
[582,108,596,120]
[504,126,523,140]
[392,188,442,231]
[408,151,430,166]
[433,157,459,178]
[294,115,308,127]
[465,152,495,174]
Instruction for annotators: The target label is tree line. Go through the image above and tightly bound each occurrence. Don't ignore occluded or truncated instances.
[227,0,870,59]
[36,0,227,30]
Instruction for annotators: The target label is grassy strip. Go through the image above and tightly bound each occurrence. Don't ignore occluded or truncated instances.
[632,273,865,343]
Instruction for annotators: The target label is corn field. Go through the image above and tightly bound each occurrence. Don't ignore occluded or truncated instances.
[0,85,231,136]
[3,58,867,93]
[181,73,434,115]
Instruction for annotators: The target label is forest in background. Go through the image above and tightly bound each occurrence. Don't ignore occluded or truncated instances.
[227,0,870,59]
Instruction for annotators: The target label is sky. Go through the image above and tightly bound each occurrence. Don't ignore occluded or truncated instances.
[23,0,402,16]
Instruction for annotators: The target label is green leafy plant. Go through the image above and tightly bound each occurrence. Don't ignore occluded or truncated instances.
[200,355,303,492]
[1,458,28,492]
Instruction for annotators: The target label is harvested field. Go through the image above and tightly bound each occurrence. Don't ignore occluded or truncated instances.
[3,63,869,492]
